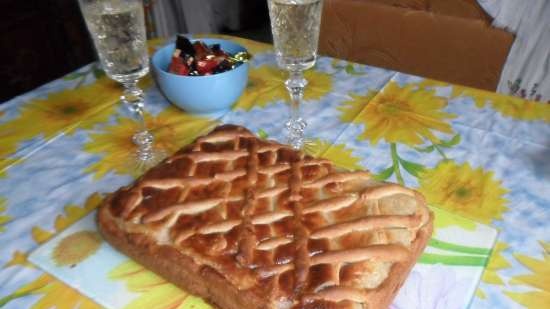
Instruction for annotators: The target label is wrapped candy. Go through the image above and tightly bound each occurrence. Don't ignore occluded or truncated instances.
[168,35,250,76]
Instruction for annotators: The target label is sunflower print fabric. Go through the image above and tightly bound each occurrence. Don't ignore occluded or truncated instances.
[1,35,549,309]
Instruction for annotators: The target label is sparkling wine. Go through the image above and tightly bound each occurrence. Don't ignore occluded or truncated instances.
[268,0,323,71]
[81,1,148,82]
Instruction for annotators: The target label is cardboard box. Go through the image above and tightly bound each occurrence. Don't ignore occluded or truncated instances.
[319,0,514,90]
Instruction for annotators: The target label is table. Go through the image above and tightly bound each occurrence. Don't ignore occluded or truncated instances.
[0,35,549,309]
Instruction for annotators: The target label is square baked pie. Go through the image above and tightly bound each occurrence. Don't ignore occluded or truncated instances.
[98,125,433,309]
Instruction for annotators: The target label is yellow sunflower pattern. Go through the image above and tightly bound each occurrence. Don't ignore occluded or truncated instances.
[0,273,101,309]
[489,96,550,123]
[1,80,119,141]
[31,193,103,243]
[430,206,477,231]
[504,241,550,309]
[0,69,155,177]
[52,231,102,267]
[304,139,363,171]
[345,81,456,146]
[0,194,104,308]
[337,91,377,124]
[3,251,33,269]
[233,65,333,111]
[475,242,512,299]
[109,260,210,309]
[0,77,124,177]
[83,107,216,179]
[482,242,512,286]
[418,161,508,225]
[417,79,550,123]
[1,158,20,179]
[0,197,10,232]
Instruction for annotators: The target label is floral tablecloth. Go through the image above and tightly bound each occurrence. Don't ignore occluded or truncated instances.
[0,35,549,309]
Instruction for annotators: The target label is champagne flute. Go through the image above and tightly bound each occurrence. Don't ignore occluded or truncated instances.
[78,0,162,169]
[268,0,324,149]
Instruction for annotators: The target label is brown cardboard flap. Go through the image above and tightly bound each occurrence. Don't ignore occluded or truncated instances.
[319,0,514,91]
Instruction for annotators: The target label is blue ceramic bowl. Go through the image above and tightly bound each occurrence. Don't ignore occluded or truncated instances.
[152,39,249,117]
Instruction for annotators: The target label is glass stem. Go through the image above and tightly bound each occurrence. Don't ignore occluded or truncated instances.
[121,81,146,129]
[121,80,155,162]
[285,70,307,149]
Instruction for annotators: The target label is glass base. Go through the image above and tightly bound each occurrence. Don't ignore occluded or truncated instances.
[131,130,166,173]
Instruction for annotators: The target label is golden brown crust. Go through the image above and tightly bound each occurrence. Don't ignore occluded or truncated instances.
[97,124,434,309]
[98,202,267,309]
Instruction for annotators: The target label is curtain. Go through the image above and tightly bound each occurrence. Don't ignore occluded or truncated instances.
[148,0,243,38]
[477,0,550,102]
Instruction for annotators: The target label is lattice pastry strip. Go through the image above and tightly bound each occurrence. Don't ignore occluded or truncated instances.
[99,125,433,309]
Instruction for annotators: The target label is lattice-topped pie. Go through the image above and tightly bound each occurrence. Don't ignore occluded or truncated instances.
[98,125,433,309]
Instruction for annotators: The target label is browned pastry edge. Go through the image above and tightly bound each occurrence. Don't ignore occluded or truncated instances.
[366,203,434,309]
[97,193,434,309]
[98,196,267,309]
